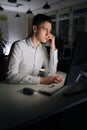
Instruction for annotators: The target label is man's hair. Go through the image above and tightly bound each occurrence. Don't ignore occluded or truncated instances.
[32,14,52,27]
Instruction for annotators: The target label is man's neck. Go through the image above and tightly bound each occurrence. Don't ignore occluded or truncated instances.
[30,35,40,48]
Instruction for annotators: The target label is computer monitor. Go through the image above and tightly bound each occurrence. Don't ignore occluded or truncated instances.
[65,31,87,85]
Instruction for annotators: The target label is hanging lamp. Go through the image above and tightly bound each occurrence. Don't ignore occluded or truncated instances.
[26,9,32,14]
[8,0,17,3]
[43,2,51,9]
[15,5,20,17]
[0,5,4,11]
[15,13,20,17]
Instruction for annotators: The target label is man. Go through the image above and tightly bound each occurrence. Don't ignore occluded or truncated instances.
[6,14,62,85]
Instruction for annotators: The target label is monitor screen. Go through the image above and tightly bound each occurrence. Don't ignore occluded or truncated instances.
[65,31,87,85]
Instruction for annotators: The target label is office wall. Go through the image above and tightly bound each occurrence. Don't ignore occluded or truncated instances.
[5,11,26,43]
[0,11,33,55]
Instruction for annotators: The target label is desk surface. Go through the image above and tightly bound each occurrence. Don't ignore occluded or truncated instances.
[0,80,87,129]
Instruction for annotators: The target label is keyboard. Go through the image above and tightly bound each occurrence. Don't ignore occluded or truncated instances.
[38,73,66,95]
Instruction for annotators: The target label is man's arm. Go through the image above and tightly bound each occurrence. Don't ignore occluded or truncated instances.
[6,41,41,85]
[40,75,62,84]
[43,33,58,73]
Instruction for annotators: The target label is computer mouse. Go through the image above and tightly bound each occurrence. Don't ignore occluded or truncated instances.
[23,87,35,95]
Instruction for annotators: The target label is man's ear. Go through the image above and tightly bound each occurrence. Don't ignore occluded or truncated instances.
[33,25,37,33]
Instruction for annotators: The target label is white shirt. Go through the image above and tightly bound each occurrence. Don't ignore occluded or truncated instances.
[6,37,58,84]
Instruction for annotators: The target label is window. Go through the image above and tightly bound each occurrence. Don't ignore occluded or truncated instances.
[73,8,87,44]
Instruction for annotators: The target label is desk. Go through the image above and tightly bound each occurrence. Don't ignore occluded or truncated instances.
[0,80,87,129]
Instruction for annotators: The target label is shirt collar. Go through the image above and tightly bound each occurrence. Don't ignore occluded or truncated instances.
[26,37,42,49]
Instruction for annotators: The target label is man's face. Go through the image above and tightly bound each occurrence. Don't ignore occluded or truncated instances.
[33,21,52,43]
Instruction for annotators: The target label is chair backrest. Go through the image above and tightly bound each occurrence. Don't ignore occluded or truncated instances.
[0,55,8,81]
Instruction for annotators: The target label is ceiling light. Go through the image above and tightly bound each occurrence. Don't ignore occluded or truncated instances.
[0,5,4,11]
[26,9,32,14]
[43,2,51,9]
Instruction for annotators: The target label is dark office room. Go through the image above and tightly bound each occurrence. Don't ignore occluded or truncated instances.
[0,0,87,129]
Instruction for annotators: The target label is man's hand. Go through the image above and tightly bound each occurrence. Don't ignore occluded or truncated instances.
[40,75,62,84]
[47,33,56,50]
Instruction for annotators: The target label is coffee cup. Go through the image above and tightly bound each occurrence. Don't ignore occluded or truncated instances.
[39,69,49,77]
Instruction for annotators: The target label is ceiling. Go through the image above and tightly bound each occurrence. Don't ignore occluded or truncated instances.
[0,0,87,15]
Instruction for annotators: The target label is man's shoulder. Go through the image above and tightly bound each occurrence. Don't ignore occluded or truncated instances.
[12,38,27,46]
[10,39,27,52]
